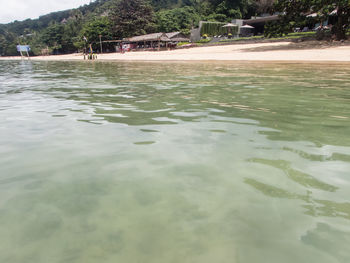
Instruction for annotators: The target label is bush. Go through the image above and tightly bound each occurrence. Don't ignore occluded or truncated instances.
[264,21,289,38]
[196,38,211,43]
[177,41,190,46]
[315,29,331,40]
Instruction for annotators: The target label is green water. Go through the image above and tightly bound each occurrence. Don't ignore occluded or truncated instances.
[0,61,349,263]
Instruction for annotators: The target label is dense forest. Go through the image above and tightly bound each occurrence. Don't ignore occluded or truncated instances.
[0,0,266,55]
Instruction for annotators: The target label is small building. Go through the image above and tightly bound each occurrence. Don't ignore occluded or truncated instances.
[126,33,171,50]
[243,15,280,35]
[232,15,280,36]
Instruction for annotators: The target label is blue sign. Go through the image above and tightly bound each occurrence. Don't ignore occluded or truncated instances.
[16,45,31,52]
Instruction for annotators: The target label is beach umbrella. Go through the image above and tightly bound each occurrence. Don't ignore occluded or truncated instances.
[240,25,254,29]
[222,23,238,28]
[222,23,238,34]
[239,24,255,37]
[306,13,318,18]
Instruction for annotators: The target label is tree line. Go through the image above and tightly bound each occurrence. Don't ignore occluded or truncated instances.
[0,0,259,56]
[0,0,348,56]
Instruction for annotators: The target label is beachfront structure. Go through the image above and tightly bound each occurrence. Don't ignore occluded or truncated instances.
[231,15,281,36]
[241,13,333,35]
[242,15,280,35]
[127,32,170,50]
[127,32,189,49]
[191,21,239,41]
[104,32,189,52]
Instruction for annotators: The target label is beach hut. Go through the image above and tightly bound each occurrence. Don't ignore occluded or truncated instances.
[103,32,188,52]
[127,33,171,51]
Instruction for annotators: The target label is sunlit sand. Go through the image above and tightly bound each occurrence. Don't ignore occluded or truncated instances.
[2,41,350,62]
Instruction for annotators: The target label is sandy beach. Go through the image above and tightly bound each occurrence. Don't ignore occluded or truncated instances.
[2,41,350,62]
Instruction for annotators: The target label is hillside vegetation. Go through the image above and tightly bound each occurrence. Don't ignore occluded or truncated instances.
[1,0,348,56]
[0,0,259,56]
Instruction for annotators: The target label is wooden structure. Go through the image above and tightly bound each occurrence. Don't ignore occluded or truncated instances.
[101,32,190,53]
[126,33,171,51]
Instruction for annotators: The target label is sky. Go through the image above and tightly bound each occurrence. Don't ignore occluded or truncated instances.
[0,0,92,24]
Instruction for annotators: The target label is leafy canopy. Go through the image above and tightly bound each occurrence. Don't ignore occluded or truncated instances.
[109,0,156,38]
[274,0,350,40]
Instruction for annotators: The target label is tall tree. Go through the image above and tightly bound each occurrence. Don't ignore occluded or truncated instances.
[41,23,65,53]
[156,6,200,32]
[80,16,113,50]
[109,0,156,38]
[81,17,113,43]
[274,0,350,40]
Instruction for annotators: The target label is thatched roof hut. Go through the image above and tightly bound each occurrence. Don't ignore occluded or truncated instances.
[127,33,170,42]
[166,32,190,42]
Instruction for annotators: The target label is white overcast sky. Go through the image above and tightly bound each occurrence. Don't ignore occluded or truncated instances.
[0,0,93,24]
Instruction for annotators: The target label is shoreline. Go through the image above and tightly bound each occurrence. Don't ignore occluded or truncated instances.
[1,41,350,63]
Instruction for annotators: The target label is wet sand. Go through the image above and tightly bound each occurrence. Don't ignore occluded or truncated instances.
[1,41,350,62]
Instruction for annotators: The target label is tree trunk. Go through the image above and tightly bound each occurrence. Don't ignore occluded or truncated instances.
[334,7,347,40]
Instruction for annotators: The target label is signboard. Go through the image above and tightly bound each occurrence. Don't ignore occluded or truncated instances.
[16,45,31,52]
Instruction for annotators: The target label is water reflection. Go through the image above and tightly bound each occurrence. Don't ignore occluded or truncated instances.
[245,178,350,220]
[31,62,350,146]
[301,222,350,263]
[248,158,337,192]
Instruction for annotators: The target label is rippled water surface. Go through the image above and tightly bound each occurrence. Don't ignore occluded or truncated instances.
[0,60,350,263]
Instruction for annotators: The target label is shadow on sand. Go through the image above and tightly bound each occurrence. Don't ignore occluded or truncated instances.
[240,40,350,52]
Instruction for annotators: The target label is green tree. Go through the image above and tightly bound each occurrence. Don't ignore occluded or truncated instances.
[156,6,200,32]
[274,0,350,40]
[0,30,18,56]
[41,23,65,53]
[109,0,156,38]
[82,17,113,42]
[80,16,113,50]
[206,0,255,19]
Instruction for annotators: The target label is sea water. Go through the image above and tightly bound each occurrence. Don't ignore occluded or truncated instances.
[0,60,349,263]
